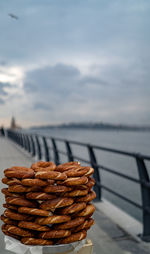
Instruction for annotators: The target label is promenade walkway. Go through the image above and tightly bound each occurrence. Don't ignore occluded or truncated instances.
[0,137,150,254]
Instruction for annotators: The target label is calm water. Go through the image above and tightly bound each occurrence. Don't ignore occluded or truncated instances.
[30,128,150,222]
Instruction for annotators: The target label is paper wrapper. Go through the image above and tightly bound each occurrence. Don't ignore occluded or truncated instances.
[4,236,86,254]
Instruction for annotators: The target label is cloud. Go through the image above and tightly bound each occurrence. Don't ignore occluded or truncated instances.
[33,102,53,111]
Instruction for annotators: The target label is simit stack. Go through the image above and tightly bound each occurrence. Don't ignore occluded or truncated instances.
[1,161,96,245]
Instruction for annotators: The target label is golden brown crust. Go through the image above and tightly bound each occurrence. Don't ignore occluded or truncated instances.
[21,178,47,187]
[26,192,57,200]
[86,177,95,189]
[8,185,29,193]
[4,209,34,221]
[63,189,88,197]
[54,217,85,230]
[21,237,53,245]
[58,202,86,215]
[4,167,34,179]
[60,176,88,186]
[76,190,96,202]
[56,162,80,172]
[2,177,21,186]
[31,161,56,171]
[65,167,91,177]
[6,197,37,208]
[44,185,72,193]
[1,188,25,198]
[3,203,18,210]
[40,197,74,210]
[85,167,94,177]
[35,171,67,180]
[18,221,50,231]
[73,218,94,232]
[76,204,95,217]
[35,215,71,225]
[18,207,51,217]
[58,230,87,244]
[5,225,34,237]
[1,224,21,240]
[39,229,71,239]
[1,215,18,225]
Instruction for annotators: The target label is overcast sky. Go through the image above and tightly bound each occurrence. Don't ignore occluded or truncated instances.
[0,0,150,127]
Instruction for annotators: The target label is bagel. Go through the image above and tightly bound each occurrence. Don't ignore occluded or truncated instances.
[76,190,96,202]
[4,209,34,221]
[6,197,37,208]
[86,177,95,189]
[57,202,86,215]
[35,171,67,180]
[31,161,56,171]
[40,197,74,210]
[26,192,57,200]
[76,204,95,217]
[54,217,85,230]
[1,215,18,225]
[3,203,18,211]
[44,185,72,193]
[21,237,53,245]
[8,185,29,193]
[35,215,71,225]
[4,167,34,179]
[85,167,94,177]
[60,176,88,186]
[21,178,47,187]
[2,177,21,186]
[1,188,25,198]
[18,221,50,231]
[56,162,80,172]
[58,230,87,244]
[1,224,20,240]
[74,218,95,232]
[5,225,34,237]
[63,189,88,197]
[65,167,91,177]
[18,207,52,217]
[39,229,71,239]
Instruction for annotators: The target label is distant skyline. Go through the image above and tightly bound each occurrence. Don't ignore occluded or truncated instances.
[0,0,150,127]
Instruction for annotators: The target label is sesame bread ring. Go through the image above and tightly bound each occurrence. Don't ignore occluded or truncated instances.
[1,215,18,226]
[4,168,34,179]
[35,171,67,180]
[54,217,85,230]
[21,179,47,187]
[65,167,90,177]
[6,197,37,208]
[58,230,87,244]
[76,190,96,202]
[60,176,88,186]
[8,185,29,193]
[1,188,25,198]
[86,177,95,189]
[21,237,53,245]
[56,162,80,172]
[5,225,34,237]
[31,161,56,170]
[2,177,21,186]
[18,221,50,231]
[1,224,21,240]
[40,197,74,210]
[76,204,95,217]
[26,192,57,200]
[58,202,86,215]
[18,207,52,217]
[35,215,71,225]
[63,189,88,197]
[39,229,71,239]
[85,167,94,177]
[4,209,34,221]
[44,185,72,193]
[3,203,18,211]
[74,218,95,232]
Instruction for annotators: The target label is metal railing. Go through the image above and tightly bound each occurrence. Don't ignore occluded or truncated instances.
[6,129,150,241]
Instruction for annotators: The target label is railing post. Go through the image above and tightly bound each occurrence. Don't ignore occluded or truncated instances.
[26,135,31,153]
[51,138,60,165]
[35,136,42,160]
[30,135,36,157]
[43,137,50,161]
[136,156,150,241]
[88,145,101,201]
[65,141,74,161]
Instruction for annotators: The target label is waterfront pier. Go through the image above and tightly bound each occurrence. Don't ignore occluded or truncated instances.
[0,136,150,254]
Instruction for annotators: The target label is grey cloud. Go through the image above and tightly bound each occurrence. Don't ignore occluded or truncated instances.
[33,102,53,111]
[0,98,4,104]
[0,82,11,96]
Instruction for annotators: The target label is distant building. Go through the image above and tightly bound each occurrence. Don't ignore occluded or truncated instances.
[10,117,21,129]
